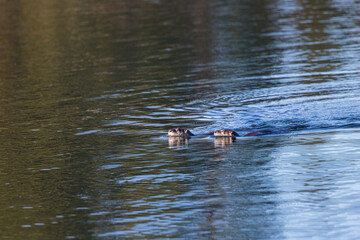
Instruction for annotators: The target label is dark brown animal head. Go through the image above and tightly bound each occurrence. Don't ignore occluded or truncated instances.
[168,128,194,137]
[213,129,239,137]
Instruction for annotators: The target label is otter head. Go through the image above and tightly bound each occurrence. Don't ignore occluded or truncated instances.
[214,129,239,137]
[168,128,194,137]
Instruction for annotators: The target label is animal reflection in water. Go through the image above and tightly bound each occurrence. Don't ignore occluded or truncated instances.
[168,128,238,147]
[213,136,236,147]
[168,136,190,147]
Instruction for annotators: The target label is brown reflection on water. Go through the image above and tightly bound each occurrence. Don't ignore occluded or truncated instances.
[168,136,190,148]
[213,137,236,148]
[167,136,236,148]
[0,0,212,238]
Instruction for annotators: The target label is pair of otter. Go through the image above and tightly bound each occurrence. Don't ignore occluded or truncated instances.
[168,128,239,137]
[169,125,307,138]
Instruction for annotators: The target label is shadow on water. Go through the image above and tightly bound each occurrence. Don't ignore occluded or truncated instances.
[0,0,360,239]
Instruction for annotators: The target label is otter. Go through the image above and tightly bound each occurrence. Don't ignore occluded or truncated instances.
[168,128,239,137]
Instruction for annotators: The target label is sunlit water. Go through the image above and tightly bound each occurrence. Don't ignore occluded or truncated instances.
[1,0,360,239]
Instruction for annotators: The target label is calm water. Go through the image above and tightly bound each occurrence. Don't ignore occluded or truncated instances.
[1,0,360,239]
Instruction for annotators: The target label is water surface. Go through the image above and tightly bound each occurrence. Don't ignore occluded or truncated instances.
[1,0,360,239]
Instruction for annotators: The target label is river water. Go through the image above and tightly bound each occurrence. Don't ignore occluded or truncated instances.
[1,0,360,239]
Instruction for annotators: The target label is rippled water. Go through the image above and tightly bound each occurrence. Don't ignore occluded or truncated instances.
[1,0,360,239]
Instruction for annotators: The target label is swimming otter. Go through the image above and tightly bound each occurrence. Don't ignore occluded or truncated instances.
[168,125,307,140]
[168,128,239,137]
[214,129,239,137]
[168,128,195,137]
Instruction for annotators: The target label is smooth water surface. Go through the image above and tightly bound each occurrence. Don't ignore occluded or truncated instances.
[1,0,360,239]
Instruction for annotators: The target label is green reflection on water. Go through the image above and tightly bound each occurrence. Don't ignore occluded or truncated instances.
[0,0,202,239]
